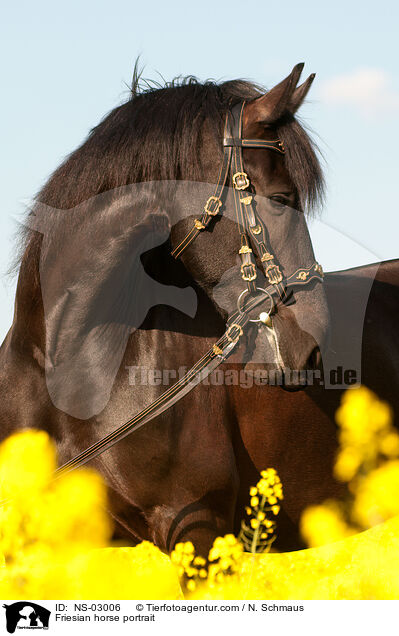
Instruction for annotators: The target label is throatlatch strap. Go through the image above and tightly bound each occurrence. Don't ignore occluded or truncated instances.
[171,116,232,258]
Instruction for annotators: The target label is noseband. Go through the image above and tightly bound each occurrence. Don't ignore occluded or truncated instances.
[56,102,324,476]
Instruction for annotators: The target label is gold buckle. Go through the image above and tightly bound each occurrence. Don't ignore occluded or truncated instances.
[232,172,250,190]
[194,219,205,230]
[226,323,244,343]
[204,195,222,216]
[240,262,257,282]
[265,263,283,284]
[297,270,310,281]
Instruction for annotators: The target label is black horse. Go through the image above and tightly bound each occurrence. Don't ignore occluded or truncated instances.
[1,63,395,555]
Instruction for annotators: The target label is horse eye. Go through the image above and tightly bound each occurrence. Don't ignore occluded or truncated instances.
[269,195,288,208]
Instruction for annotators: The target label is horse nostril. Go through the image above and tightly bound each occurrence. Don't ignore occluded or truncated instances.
[307,346,321,370]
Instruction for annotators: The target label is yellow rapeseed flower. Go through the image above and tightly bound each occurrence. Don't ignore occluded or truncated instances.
[300,502,354,548]
[335,386,392,460]
[352,461,399,528]
[334,447,362,482]
[0,429,55,498]
[380,432,399,458]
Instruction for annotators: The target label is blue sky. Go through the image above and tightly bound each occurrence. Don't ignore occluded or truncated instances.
[1,0,398,339]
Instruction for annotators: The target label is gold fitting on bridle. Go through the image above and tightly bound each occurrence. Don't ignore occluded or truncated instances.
[240,262,257,282]
[212,344,224,356]
[314,262,324,278]
[232,172,250,190]
[240,195,253,205]
[238,245,252,255]
[251,224,261,235]
[265,262,283,285]
[261,252,274,262]
[204,195,222,216]
[226,323,244,343]
[297,270,310,281]
[194,219,205,230]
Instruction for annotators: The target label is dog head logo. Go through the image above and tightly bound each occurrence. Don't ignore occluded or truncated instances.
[3,602,50,633]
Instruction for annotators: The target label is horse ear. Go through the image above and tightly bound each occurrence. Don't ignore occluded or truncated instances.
[289,73,316,114]
[244,63,304,125]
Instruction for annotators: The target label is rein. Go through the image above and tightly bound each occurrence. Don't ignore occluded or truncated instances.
[56,102,323,477]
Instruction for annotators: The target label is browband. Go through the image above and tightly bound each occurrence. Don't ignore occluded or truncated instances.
[223,137,285,153]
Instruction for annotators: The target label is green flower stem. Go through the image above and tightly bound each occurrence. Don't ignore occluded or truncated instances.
[250,495,266,554]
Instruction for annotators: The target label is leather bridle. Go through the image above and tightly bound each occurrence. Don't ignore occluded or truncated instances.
[56,102,323,476]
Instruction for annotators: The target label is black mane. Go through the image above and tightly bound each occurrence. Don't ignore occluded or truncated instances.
[18,67,324,273]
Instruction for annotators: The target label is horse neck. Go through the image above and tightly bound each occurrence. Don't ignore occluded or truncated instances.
[4,242,45,359]
[0,245,50,437]
[0,239,224,430]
